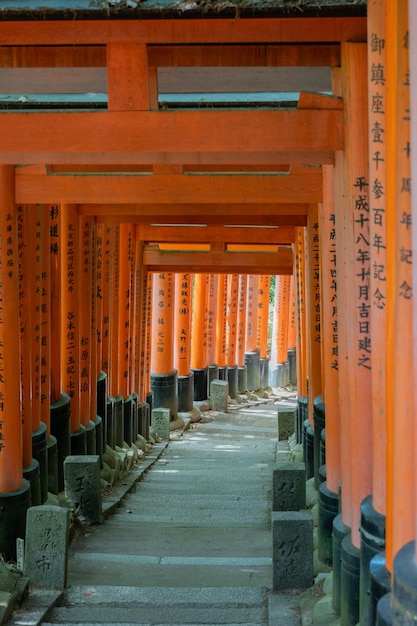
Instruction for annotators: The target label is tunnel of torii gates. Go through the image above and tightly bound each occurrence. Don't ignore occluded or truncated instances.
[1,0,417,624]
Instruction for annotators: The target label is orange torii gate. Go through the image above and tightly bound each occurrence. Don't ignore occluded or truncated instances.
[4,10,417,626]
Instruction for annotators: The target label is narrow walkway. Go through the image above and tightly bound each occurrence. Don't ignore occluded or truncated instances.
[44,401,290,625]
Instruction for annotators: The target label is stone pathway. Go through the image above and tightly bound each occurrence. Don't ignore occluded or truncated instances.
[40,402,289,625]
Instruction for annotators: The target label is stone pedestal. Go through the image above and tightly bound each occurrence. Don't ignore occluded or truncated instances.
[210,380,229,413]
[272,462,306,511]
[64,455,103,524]
[25,504,70,589]
[272,510,313,591]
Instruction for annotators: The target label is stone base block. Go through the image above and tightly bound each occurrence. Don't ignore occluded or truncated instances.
[64,455,103,525]
[272,510,313,591]
[278,407,296,441]
[273,462,306,511]
[151,407,170,440]
[25,504,70,589]
[209,380,229,412]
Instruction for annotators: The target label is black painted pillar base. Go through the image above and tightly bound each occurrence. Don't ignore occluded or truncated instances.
[376,593,393,626]
[146,390,153,416]
[333,514,350,615]
[32,421,48,503]
[106,397,115,449]
[114,394,124,448]
[218,365,228,381]
[70,424,87,455]
[0,480,31,561]
[318,481,339,566]
[303,419,314,479]
[313,395,325,489]
[123,395,133,446]
[50,392,71,492]
[132,394,139,442]
[191,367,208,402]
[320,429,326,467]
[297,396,307,444]
[137,401,148,440]
[260,357,269,389]
[23,458,41,506]
[366,552,391,626]
[207,364,219,397]
[178,372,194,412]
[360,496,386,625]
[238,365,247,393]
[341,533,361,626]
[288,348,297,385]
[227,365,238,399]
[151,370,178,420]
[47,434,59,495]
[97,371,107,443]
[94,415,103,458]
[245,350,260,391]
[85,419,96,454]
[392,540,417,626]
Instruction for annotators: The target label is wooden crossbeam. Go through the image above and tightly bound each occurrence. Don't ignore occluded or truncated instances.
[2,109,342,165]
[0,17,366,46]
[136,224,295,244]
[91,209,307,227]
[0,44,340,68]
[15,171,322,205]
[143,248,293,275]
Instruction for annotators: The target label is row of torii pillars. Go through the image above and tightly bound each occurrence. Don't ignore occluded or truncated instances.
[0,198,297,559]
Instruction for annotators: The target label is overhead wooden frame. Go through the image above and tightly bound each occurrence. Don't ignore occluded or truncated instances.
[143,247,294,275]
[0,17,367,46]
[2,108,342,165]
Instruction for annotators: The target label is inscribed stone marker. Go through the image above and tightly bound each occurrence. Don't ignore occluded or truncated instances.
[272,510,313,591]
[64,455,103,524]
[151,407,170,440]
[24,504,70,589]
[273,462,306,511]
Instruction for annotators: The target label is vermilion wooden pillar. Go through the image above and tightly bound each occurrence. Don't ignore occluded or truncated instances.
[386,5,417,624]
[359,1,389,621]
[226,273,239,398]
[340,42,372,626]
[190,273,208,401]
[150,272,178,419]
[18,205,41,506]
[272,274,291,388]
[0,166,31,561]
[174,273,193,412]
[215,274,228,381]
[61,203,86,454]
[257,275,270,389]
[206,274,218,393]
[118,224,134,445]
[237,274,248,393]
[294,228,308,444]
[287,276,297,386]
[317,165,341,568]
[79,216,96,452]
[49,203,70,492]
[245,274,260,390]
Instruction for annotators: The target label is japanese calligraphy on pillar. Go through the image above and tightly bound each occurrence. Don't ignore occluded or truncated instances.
[63,207,78,401]
[207,274,217,363]
[328,213,338,371]
[311,221,321,345]
[397,28,412,301]
[101,225,111,373]
[0,208,18,454]
[40,208,51,417]
[226,274,238,365]
[176,273,190,369]
[237,274,247,363]
[369,28,387,312]
[79,219,91,400]
[32,208,42,409]
[353,175,371,369]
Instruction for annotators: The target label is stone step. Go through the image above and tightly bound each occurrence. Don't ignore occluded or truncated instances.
[45,586,269,625]
[105,510,270,527]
